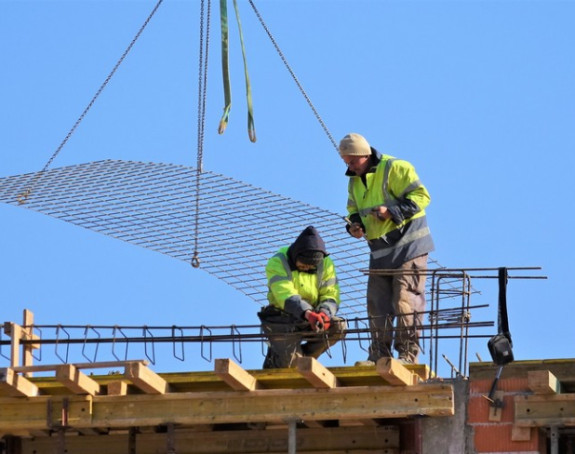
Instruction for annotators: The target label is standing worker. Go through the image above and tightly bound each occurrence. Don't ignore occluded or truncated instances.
[339,133,434,365]
[258,225,347,368]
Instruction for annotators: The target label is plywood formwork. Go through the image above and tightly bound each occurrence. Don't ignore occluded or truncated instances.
[0,357,452,454]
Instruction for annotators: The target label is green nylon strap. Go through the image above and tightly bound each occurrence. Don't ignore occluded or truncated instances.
[232,0,256,142]
[218,0,256,142]
[218,0,231,135]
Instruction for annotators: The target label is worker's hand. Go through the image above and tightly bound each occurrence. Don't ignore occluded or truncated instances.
[305,311,326,332]
[371,206,391,221]
[318,312,331,330]
[348,222,365,239]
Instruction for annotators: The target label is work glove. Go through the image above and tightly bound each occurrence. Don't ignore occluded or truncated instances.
[305,311,330,332]
[318,312,331,330]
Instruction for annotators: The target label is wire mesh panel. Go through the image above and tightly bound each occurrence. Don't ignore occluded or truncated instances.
[0,160,369,317]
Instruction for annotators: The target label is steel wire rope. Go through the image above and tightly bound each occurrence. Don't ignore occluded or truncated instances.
[191,0,212,268]
[17,0,165,205]
[246,0,338,151]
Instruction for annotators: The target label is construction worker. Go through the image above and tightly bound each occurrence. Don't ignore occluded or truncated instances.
[258,225,347,368]
[339,133,434,365]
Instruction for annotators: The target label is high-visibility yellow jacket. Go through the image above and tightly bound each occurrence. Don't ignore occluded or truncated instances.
[346,150,434,269]
[266,247,340,318]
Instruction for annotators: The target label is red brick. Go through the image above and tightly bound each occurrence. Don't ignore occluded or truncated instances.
[469,377,529,394]
[468,395,493,424]
[471,394,517,424]
[473,424,542,453]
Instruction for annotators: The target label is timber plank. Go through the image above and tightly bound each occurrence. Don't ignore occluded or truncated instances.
[0,368,38,397]
[0,396,92,432]
[527,370,562,394]
[15,363,431,396]
[19,426,400,454]
[55,364,101,395]
[376,358,414,386]
[296,357,339,389]
[88,384,452,428]
[124,362,169,394]
[470,359,575,390]
[514,393,575,427]
[214,358,260,391]
[0,384,452,433]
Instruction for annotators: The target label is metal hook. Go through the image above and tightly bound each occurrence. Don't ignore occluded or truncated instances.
[82,325,100,363]
[171,326,185,362]
[112,326,129,362]
[143,326,156,365]
[55,325,70,363]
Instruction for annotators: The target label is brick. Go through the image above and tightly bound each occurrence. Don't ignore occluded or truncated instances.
[469,377,529,394]
[468,394,517,424]
[473,424,541,453]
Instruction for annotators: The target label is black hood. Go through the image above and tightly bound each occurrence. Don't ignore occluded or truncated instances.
[287,226,328,268]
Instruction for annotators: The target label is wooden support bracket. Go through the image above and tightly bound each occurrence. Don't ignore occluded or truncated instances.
[515,393,575,427]
[488,390,505,421]
[55,364,101,396]
[376,357,415,386]
[527,370,562,394]
[107,380,128,396]
[0,367,39,397]
[124,362,169,394]
[214,358,260,391]
[296,357,339,389]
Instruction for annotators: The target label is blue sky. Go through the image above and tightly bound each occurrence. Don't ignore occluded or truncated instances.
[1,0,573,374]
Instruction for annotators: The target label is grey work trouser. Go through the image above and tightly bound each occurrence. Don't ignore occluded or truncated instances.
[258,306,347,369]
[366,254,428,363]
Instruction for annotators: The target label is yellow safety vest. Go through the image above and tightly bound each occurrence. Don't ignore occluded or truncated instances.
[347,155,434,268]
[266,247,340,310]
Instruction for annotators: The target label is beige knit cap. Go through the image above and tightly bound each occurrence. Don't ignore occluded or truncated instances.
[338,133,371,156]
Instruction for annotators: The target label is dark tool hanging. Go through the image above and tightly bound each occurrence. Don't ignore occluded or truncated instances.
[485,267,515,408]
[487,267,514,366]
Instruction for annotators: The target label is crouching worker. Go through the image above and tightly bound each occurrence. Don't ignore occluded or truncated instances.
[258,225,347,369]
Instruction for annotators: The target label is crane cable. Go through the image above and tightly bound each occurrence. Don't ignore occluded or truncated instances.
[16,0,165,205]
[246,0,338,151]
[191,0,212,269]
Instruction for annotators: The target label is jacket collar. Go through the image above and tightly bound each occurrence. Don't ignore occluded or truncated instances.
[344,148,381,177]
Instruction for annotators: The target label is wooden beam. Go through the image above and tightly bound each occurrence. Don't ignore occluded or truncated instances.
[214,358,260,391]
[339,418,381,427]
[107,380,128,396]
[0,383,453,432]
[3,323,21,368]
[0,396,92,432]
[55,364,101,395]
[528,370,562,394]
[296,357,339,389]
[0,368,38,397]
[12,360,149,374]
[376,357,414,386]
[95,384,453,427]
[511,426,532,441]
[22,309,40,376]
[515,393,575,427]
[469,359,575,382]
[17,425,401,453]
[124,362,168,394]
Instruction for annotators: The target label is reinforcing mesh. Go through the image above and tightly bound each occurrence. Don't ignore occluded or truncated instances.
[0,160,370,317]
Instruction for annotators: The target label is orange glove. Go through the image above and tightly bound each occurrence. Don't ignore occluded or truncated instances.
[305,311,330,332]
[318,312,331,330]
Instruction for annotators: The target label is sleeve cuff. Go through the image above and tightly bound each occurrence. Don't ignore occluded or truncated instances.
[284,295,314,319]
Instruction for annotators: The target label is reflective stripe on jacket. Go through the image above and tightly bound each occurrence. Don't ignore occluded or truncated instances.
[266,247,340,311]
[347,153,434,269]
